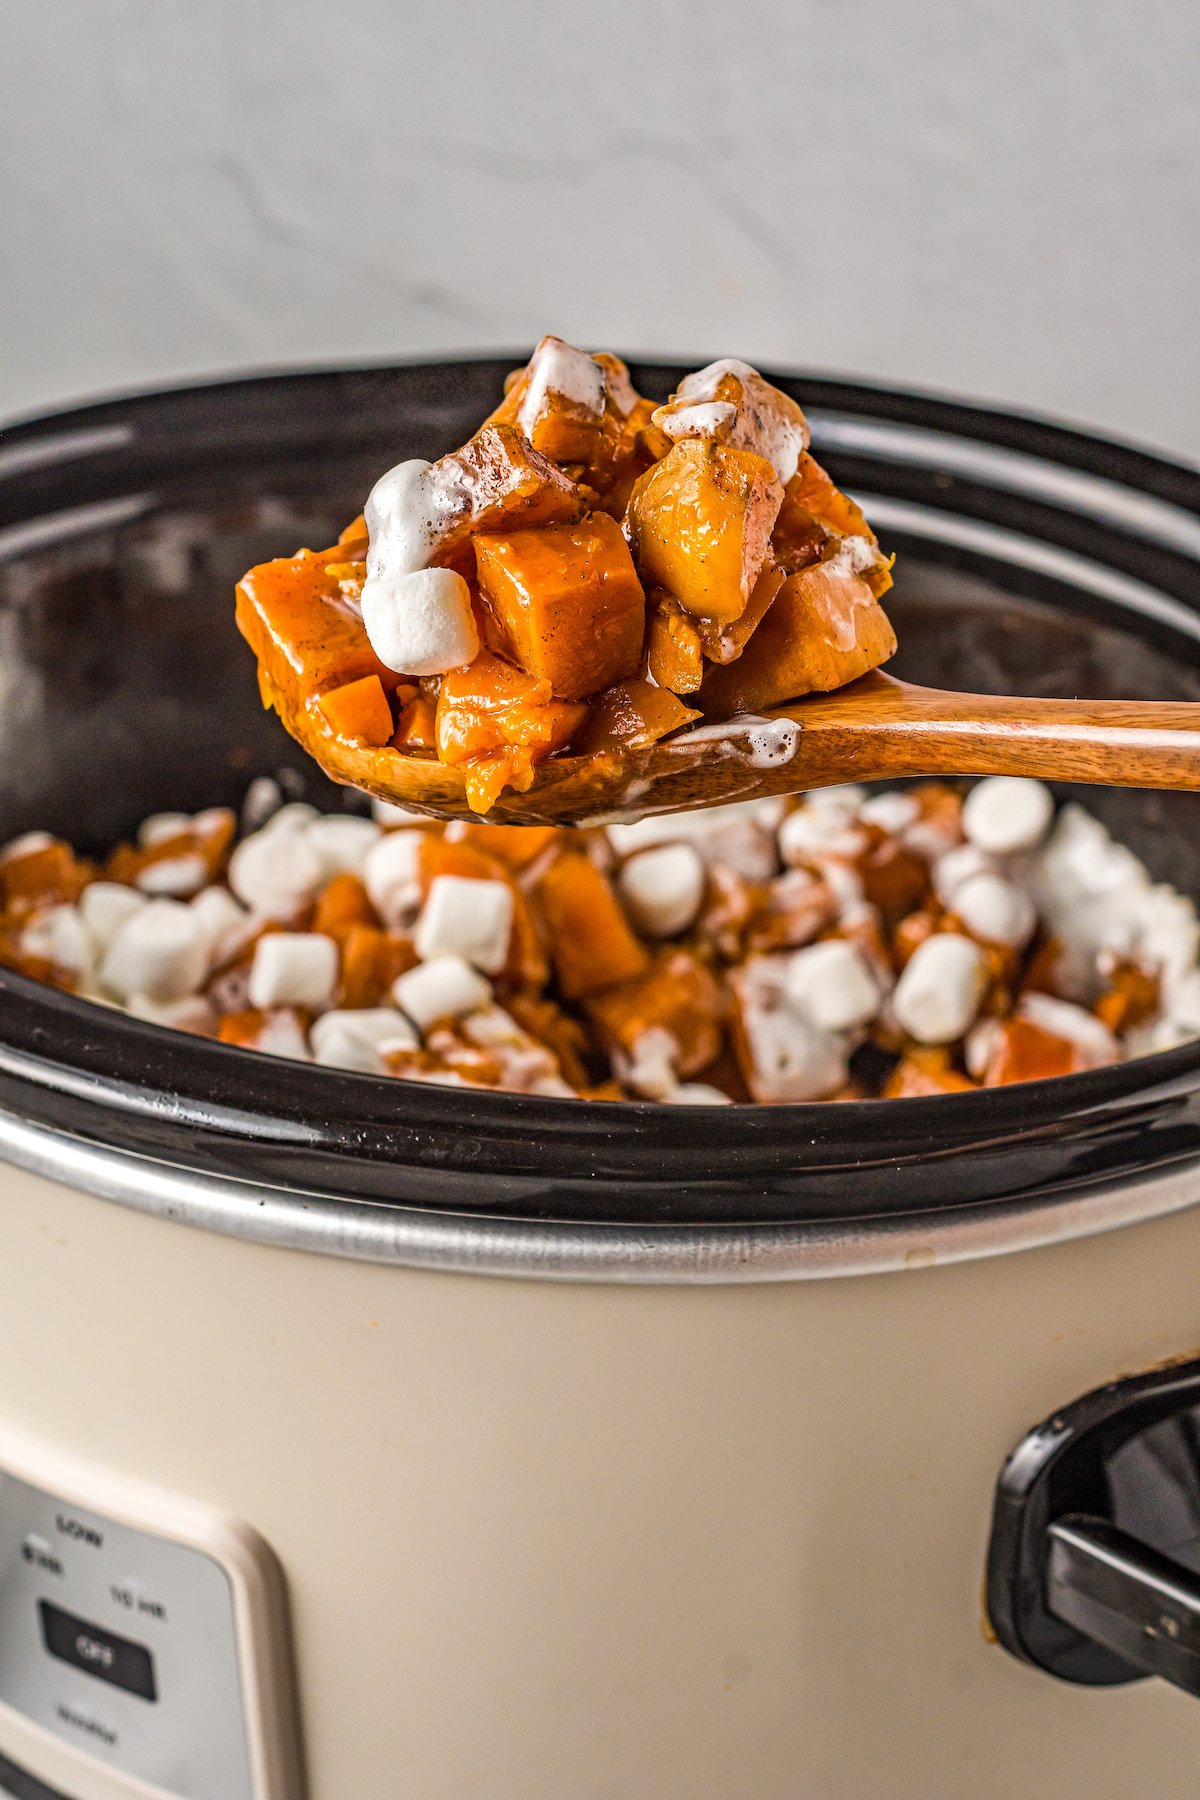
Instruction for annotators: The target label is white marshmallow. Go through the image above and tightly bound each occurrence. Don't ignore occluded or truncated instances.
[241,776,284,833]
[228,825,323,918]
[732,958,849,1102]
[608,801,777,881]
[391,955,492,1032]
[190,886,249,963]
[135,854,209,898]
[617,844,706,938]
[362,829,426,928]
[806,784,870,818]
[617,1026,681,1101]
[310,1008,417,1074]
[965,1016,1002,1080]
[261,802,320,835]
[247,933,339,1011]
[785,939,881,1033]
[460,1005,563,1091]
[1,830,55,863]
[663,1083,734,1105]
[951,872,1037,948]
[305,814,382,881]
[79,882,146,954]
[892,933,989,1045]
[858,791,919,834]
[963,778,1055,854]
[933,843,997,906]
[652,400,738,442]
[20,905,93,979]
[1133,885,1200,987]
[137,812,190,847]
[126,993,217,1036]
[517,337,606,439]
[361,565,479,678]
[778,806,867,868]
[673,359,807,486]
[1167,967,1200,1036]
[415,876,513,974]
[244,1009,313,1064]
[100,900,209,1003]
[363,458,444,577]
[1018,993,1120,1068]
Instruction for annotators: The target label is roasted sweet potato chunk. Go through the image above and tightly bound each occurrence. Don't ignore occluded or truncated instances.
[628,440,783,624]
[435,649,586,814]
[586,949,726,1078]
[534,853,650,998]
[696,555,897,717]
[474,512,645,701]
[569,679,701,756]
[318,674,395,746]
[430,425,585,560]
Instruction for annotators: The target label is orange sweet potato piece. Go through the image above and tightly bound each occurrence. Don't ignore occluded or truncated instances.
[980,1017,1084,1087]
[569,679,701,756]
[883,1049,977,1097]
[696,557,897,717]
[1094,959,1160,1033]
[337,925,418,1009]
[694,563,785,667]
[435,649,586,813]
[392,695,438,751]
[646,596,704,694]
[431,425,585,557]
[318,674,395,746]
[312,873,378,937]
[453,824,565,870]
[628,439,783,623]
[534,853,650,998]
[474,512,646,701]
[1,840,92,910]
[585,949,726,1077]
[236,542,394,705]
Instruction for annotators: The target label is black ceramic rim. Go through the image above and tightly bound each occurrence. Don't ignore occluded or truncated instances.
[2,357,1200,1229]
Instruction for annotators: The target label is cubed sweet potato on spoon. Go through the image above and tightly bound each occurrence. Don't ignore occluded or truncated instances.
[628,440,783,624]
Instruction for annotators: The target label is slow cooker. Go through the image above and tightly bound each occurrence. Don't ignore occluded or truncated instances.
[2,360,1200,1800]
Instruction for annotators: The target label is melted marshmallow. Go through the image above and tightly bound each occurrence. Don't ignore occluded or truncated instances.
[673,359,808,485]
[517,337,606,440]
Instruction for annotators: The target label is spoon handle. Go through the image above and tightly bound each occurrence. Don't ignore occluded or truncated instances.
[774,674,1200,791]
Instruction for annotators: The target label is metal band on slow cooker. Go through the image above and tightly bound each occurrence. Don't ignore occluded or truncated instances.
[1,1109,1198,1284]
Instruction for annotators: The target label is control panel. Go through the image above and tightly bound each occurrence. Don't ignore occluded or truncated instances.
[0,1429,301,1800]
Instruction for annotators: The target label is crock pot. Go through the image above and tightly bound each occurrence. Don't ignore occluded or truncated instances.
[2,360,1200,1800]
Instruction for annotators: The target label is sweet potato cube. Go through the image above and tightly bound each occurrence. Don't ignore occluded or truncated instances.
[534,853,650,998]
[694,563,785,667]
[586,949,726,1077]
[319,674,395,746]
[570,679,701,756]
[474,513,646,701]
[236,544,393,701]
[629,440,783,623]
[432,425,584,559]
[696,558,897,717]
[646,596,704,694]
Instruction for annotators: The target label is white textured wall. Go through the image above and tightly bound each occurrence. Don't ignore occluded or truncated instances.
[3,0,1199,458]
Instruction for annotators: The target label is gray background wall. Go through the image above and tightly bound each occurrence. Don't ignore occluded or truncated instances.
[3,0,1198,459]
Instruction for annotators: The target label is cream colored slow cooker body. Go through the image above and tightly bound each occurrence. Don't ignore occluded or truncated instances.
[1,1146,1199,1800]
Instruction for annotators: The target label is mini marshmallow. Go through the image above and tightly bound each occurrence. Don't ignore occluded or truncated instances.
[363,829,426,928]
[228,825,324,918]
[135,854,209,898]
[652,399,738,442]
[732,958,849,1101]
[363,457,443,577]
[310,1008,417,1074]
[79,882,146,953]
[663,1083,734,1105]
[245,1009,313,1064]
[1132,885,1200,986]
[1,830,55,863]
[361,565,479,678]
[100,900,209,1003]
[21,904,93,979]
[778,805,867,868]
[126,993,217,1036]
[963,778,1055,855]
[261,802,320,835]
[806,784,870,818]
[608,801,778,881]
[965,1016,1002,1081]
[391,955,492,1032]
[618,1026,681,1101]
[241,776,284,833]
[951,872,1037,949]
[892,933,989,1045]
[190,886,249,963]
[617,843,706,938]
[518,337,606,438]
[137,812,191,847]
[1167,967,1200,1036]
[247,933,339,1011]
[858,791,920,834]
[785,939,882,1033]
[1018,993,1120,1067]
[305,814,382,881]
[933,844,997,906]
[414,876,513,974]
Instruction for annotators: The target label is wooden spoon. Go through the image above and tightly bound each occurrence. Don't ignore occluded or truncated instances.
[279,670,1200,825]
